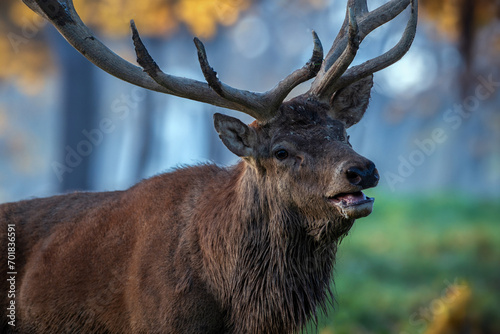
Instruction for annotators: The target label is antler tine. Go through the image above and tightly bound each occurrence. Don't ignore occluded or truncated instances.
[329,0,417,93]
[261,31,324,112]
[192,37,274,120]
[309,0,416,100]
[316,0,368,78]
[309,8,360,98]
[358,0,411,40]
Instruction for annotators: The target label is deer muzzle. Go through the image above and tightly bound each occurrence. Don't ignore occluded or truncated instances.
[327,192,374,219]
[326,158,379,219]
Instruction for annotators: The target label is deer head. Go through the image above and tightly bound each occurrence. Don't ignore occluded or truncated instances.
[22,0,417,227]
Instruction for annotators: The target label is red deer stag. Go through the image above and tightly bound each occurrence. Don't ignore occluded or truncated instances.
[1,0,417,332]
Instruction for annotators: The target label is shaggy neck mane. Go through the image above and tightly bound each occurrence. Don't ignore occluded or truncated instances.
[202,162,343,333]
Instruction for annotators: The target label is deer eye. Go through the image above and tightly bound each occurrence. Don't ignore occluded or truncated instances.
[274,149,289,160]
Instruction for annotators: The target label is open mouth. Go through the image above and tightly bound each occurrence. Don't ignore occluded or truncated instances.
[327,191,374,219]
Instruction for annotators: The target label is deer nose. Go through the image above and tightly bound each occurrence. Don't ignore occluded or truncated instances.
[346,162,379,189]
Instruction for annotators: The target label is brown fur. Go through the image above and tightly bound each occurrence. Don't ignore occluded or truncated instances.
[1,91,378,333]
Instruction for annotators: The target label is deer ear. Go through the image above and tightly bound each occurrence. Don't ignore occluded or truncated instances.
[329,75,374,128]
[214,113,257,157]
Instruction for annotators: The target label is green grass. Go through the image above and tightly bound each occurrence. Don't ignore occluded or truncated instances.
[315,192,500,334]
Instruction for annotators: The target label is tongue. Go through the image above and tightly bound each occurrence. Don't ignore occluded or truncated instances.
[335,191,367,206]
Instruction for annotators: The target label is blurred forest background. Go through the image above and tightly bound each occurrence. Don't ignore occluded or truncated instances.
[0,0,499,333]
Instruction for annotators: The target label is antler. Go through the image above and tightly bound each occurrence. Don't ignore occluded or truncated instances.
[22,0,416,119]
[22,0,322,121]
[309,0,417,100]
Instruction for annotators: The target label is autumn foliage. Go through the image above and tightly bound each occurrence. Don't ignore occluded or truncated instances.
[420,0,498,42]
[0,0,250,93]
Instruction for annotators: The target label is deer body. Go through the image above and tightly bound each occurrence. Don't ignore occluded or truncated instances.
[2,0,417,332]
[2,164,333,333]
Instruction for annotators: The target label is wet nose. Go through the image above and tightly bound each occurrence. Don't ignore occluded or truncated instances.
[345,161,379,189]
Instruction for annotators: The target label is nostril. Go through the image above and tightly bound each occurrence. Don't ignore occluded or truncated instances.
[346,164,379,188]
[346,168,362,185]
